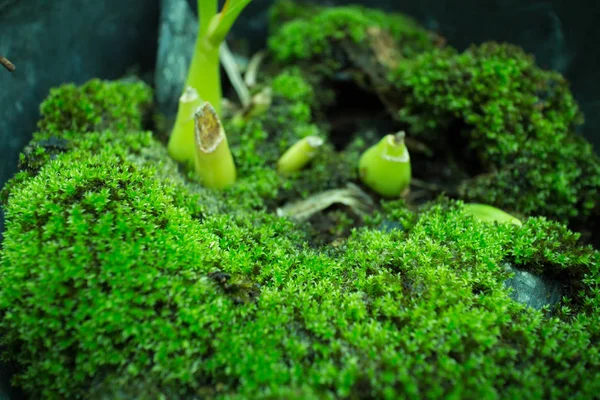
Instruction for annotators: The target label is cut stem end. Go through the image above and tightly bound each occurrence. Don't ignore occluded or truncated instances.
[193,102,237,189]
[277,136,325,175]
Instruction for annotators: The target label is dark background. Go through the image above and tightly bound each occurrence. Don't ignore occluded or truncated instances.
[0,0,599,397]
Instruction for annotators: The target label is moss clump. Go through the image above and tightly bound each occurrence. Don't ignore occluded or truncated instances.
[268,1,439,67]
[2,78,154,214]
[392,43,600,225]
[222,67,359,212]
[0,78,212,221]
[0,147,304,398]
[2,129,207,221]
[3,168,600,398]
[339,200,600,398]
[270,67,316,106]
[267,0,319,32]
[0,150,206,397]
[37,78,152,135]
[0,145,307,398]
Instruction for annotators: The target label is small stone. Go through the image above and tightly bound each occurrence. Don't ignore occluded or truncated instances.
[503,263,562,310]
[378,220,405,232]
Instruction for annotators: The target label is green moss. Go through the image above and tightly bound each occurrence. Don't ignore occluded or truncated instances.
[6,77,205,218]
[8,170,598,398]
[271,67,316,107]
[1,7,600,398]
[0,150,204,396]
[0,147,306,397]
[222,68,358,211]
[267,0,319,33]
[3,128,208,222]
[37,78,152,136]
[268,2,438,66]
[364,198,417,233]
[392,42,600,224]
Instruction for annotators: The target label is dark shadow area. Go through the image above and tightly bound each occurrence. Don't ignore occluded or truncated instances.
[0,0,160,236]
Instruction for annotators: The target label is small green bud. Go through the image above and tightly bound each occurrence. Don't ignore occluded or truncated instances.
[358,131,411,197]
[245,87,273,119]
[277,135,324,175]
[168,86,203,166]
[463,203,522,226]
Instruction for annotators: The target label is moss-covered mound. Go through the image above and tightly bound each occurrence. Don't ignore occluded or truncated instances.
[267,2,600,237]
[2,139,599,398]
[37,78,152,135]
[391,43,600,226]
[266,0,445,121]
[1,3,600,399]
[268,1,439,65]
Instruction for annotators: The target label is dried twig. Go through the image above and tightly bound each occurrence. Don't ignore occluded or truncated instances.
[244,51,265,88]
[277,183,375,222]
[0,56,15,72]
[219,42,251,108]
[411,178,444,192]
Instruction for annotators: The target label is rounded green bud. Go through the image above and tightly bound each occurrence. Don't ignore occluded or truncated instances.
[358,131,411,197]
[277,135,324,175]
[168,86,203,166]
[463,203,522,226]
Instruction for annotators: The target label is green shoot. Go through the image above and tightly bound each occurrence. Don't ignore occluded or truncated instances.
[358,131,412,198]
[277,136,324,175]
[168,0,253,167]
[194,102,237,189]
[463,203,523,226]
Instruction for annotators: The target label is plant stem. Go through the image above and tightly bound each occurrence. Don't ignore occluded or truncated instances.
[194,102,236,189]
[168,87,202,165]
[277,136,324,175]
[207,0,252,45]
[198,0,218,37]
[186,35,222,116]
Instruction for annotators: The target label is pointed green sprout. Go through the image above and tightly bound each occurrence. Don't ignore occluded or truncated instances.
[220,41,273,122]
[358,131,411,197]
[463,203,522,226]
[277,136,325,175]
[194,102,237,189]
[168,0,253,166]
[167,87,203,163]
[244,86,273,119]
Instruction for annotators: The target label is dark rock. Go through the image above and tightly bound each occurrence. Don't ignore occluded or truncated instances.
[378,220,405,233]
[503,263,563,310]
[155,0,197,118]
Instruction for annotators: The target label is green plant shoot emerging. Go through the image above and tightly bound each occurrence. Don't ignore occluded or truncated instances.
[168,0,252,168]
[359,131,412,197]
[194,102,236,189]
[463,203,523,226]
[277,135,324,175]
